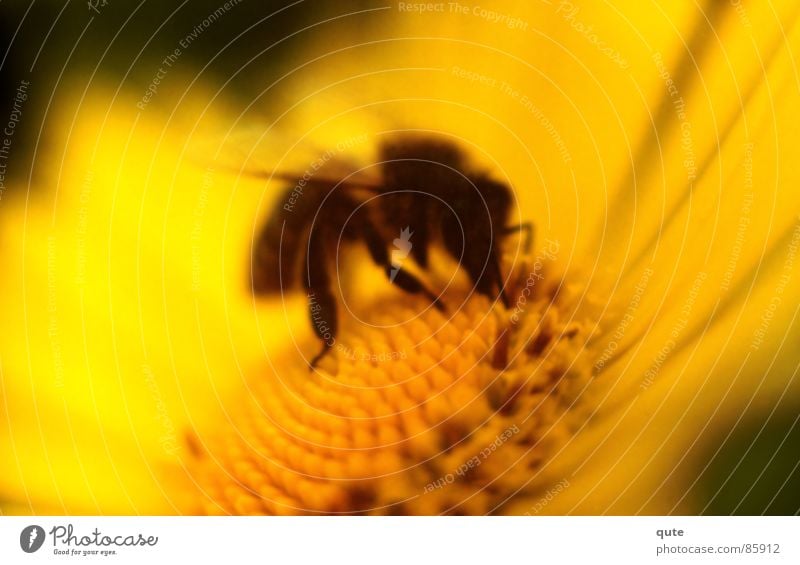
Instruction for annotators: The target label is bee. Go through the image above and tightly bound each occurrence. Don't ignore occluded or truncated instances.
[251,136,532,368]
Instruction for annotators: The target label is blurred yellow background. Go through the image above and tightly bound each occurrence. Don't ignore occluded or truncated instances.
[0,0,798,515]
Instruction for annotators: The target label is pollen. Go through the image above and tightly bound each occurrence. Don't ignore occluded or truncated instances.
[186,262,598,515]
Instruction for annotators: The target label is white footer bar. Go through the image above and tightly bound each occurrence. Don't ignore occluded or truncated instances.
[1,516,796,564]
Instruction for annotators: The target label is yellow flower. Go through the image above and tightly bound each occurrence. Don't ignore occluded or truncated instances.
[1,0,799,515]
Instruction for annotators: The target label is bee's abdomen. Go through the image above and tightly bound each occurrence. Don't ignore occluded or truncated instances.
[251,185,306,294]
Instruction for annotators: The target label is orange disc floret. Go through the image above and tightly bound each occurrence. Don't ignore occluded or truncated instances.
[187,266,597,515]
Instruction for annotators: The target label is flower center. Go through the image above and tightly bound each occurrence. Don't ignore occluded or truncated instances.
[186,259,597,515]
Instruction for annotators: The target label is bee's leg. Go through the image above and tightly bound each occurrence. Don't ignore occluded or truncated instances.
[502,222,534,254]
[497,222,535,308]
[309,341,331,369]
[360,221,444,311]
[491,256,512,309]
[410,223,430,268]
[386,266,444,312]
[306,288,338,369]
[475,255,511,309]
[305,230,338,370]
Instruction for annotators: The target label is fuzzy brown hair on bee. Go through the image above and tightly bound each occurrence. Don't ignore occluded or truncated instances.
[250,136,532,368]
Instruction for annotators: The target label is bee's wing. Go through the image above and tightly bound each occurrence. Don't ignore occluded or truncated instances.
[191,121,381,177]
[188,123,383,295]
[189,125,314,174]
